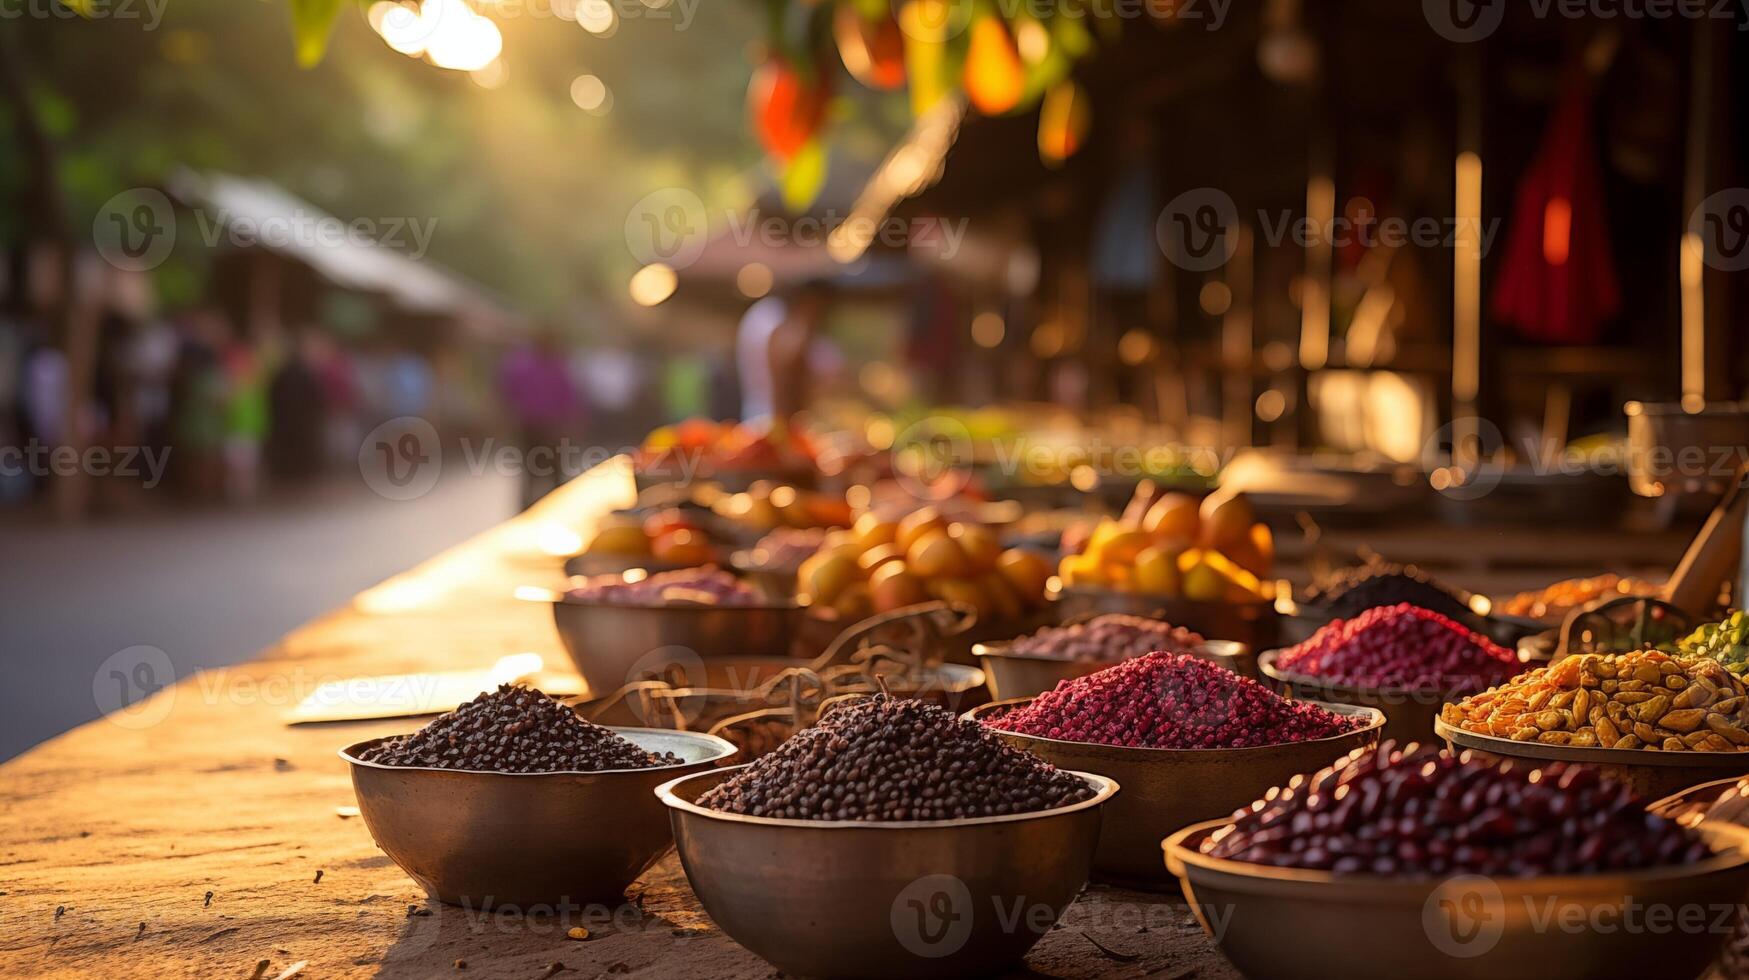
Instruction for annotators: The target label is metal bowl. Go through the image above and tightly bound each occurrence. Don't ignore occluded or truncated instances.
[966,699,1383,889]
[973,639,1254,701]
[1258,648,1491,747]
[1651,774,1749,822]
[1164,817,1749,980]
[1435,717,1749,799]
[1055,586,1281,651]
[340,728,737,908]
[551,596,805,699]
[657,765,1117,979]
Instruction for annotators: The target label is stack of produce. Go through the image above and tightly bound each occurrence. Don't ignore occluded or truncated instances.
[1203,742,1712,875]
[1301,562,1473,623]
[1057,491,1273,602]
[711,482,852,533]
[797,509,1051,621]
[1682,610,1749,677]
[361,685,681,773]
[698,695,1093,820]
[1003,614,1205,662]
[1441,649,1749,751]
[1274,603,1521,691]
[567,566,764,606]
[985,652,1364,749]
[1501,572,1660,620]
[582,508,716,566]
[635,418,818,477]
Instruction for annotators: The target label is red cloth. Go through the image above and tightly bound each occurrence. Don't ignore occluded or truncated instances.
[1490,72,1620,344]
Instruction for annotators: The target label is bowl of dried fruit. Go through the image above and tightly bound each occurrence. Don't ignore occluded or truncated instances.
[967,652,1383,889]
[1165,742,1749,980]
[657,694,1116,979]
[341,685,737,909]
[1436,648,1749,798]
[972,613,1253,701]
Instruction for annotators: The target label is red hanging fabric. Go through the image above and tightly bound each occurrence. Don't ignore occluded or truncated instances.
[1490,70,1621,344]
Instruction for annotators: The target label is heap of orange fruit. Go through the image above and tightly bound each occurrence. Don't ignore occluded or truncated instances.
[711,482,853,532]
[797,508,1052,621]
[1058,491,1274,602]
[583,508,717,566]
[636,418,819,475]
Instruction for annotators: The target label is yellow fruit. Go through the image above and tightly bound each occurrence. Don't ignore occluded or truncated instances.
[1199,492,1256,551]
[979,571,1024,620]
[1224,523,1274,578]
[907,529,969,579]
[1059,519,1095,556]
[896,507,949,554]
[799,552,860,605]
[928,576,992,617]
[857,543,906,574]
[870,565,929,612]
[1142,492,1201,548]
[853,513,898,549]
[1132,545,1182,597]
[948,522,1001,573]
[995,548,1050,603]
[1088,529,1151,569]
[1058,552,1107,588]
[586,524,650,557]
[833,582,874,620]
[1181,559,1225,601]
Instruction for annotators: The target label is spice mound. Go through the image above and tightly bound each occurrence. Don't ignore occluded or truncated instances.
[986,652,1365,749]
[697,695,1094,821]
[1275,603,1521,691]
[1501,573,1659,621]
[1203,742,1712,875]
[1003,614,1205,662]
[1301,562,1474,623]
[359,685,682,773]
[566,566,762,606]
[1441,649,1749,751]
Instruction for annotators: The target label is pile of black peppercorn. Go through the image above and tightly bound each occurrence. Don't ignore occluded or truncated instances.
[697,695,1094,821]
[1302,562,1474,624]
[360,685,681,773]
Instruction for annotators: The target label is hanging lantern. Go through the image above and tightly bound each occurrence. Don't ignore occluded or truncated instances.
[962,13,1025,115]
[1037,80,1090,164]
[833,4,905,90]
[748,55,828,162]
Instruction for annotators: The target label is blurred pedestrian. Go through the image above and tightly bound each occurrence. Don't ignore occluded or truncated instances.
[499,331,580,509]
[735,278,835,425]
[267,329,326,482]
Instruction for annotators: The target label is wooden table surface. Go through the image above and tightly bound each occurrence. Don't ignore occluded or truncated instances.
[0,460,1241,980]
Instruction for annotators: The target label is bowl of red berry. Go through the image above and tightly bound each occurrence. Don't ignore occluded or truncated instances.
[340,685,737,909]
[657,695,1116,979]
[967,652,1383,888]
[1258,603,1529,745]
[549,565,805,699]
[973,613,1251,701]
[1165,741,1749,980]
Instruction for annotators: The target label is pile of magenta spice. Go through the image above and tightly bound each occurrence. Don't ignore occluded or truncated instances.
[984,652,1364,749]
[360,685,681,773]
[1004,614,1205,662]
[1274,603,1520,690]
[567,565,762,606]
[1203,742,1713,876]
[698,695,1094,820]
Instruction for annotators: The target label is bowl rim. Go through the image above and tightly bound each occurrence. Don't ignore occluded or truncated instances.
[655,764,1118,830]
[1055,584,1278,610]
[338,726,739,777]
[550,591,805,613]
[1649,774,1746,816]
[1435,716,1749,767]
[1256,647,1517,700]
[970,637,1249,665]
[962,696,1385,757]
[1164,816,1749,889]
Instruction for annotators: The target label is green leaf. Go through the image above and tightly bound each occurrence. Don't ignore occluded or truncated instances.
[289,0,348,67]
[778,138,827,212]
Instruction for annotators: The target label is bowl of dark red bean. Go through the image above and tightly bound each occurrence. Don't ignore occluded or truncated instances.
[1258,602,1527,745]
[1164,741,1749,980]
[972,613,1253,700]
[549,565,805,698]
[340,684,736,909]
[656,694,1116,979]
[967,651,1383,888]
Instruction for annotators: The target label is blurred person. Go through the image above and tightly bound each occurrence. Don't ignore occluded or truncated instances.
[736,278,835,424]
[266,329,326,482]
[312,337,361,467]
[499,331,580,509]
[573,344,643,451]
[219,336,270,503]
[385,347,434,421]
[168,310,227,501]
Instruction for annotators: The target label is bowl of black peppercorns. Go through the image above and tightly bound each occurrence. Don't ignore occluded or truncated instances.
[340,684,737,909]
[655,694,1117,979]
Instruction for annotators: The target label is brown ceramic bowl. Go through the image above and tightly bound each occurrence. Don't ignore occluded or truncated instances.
[1435,716,1749,799]
[550,595,805,699]
[1257,648,1494,747]
[966,698,1383,889]
[341,728,736,909]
